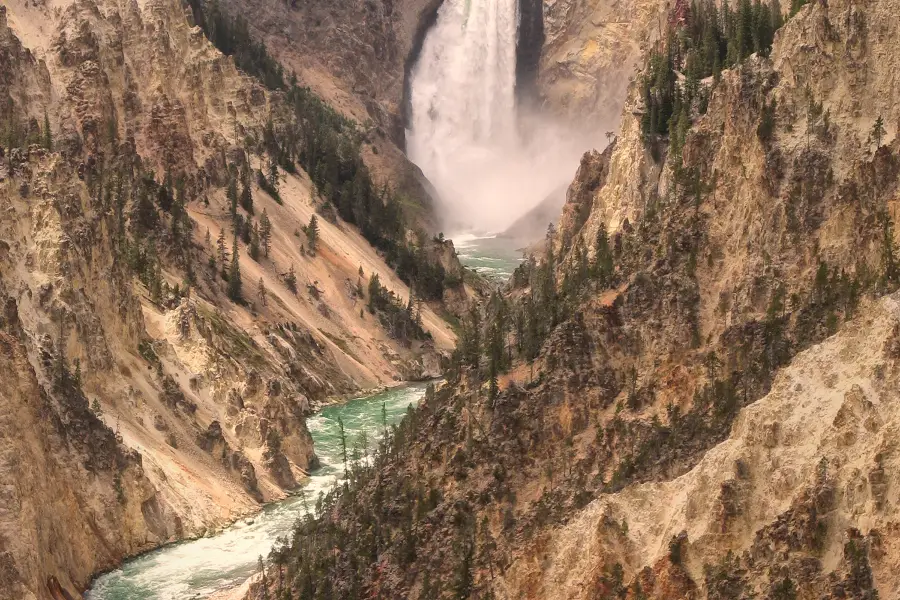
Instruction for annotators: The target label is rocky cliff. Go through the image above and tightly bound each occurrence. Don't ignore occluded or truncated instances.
[538,0,667,126]
[0,0,457,596]
[214,0,445,227]
[247,0,900,598]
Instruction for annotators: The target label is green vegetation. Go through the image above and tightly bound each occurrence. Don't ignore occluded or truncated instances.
[871,115,886,150]
[366,273,429,341]
[186,0,449,301]
[305,214,319,255]
[227,234,242,301]
[1,110,54,152]
[185,0,285,90]
[639,0,787,149]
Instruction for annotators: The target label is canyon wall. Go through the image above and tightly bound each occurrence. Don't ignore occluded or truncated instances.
[248,0,900,598]
[0,0,457,596]
[538,0,667,127]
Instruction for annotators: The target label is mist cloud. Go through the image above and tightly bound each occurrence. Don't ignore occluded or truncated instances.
[406,0,603,235]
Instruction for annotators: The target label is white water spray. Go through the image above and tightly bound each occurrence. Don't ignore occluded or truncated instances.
[407,0,597,234]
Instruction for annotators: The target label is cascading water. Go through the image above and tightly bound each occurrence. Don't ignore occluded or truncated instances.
[407,0,519,233]
[407,0,593,235]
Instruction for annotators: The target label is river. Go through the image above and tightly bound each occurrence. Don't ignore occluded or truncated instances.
[85,383,430,600]
[453,233,524,282]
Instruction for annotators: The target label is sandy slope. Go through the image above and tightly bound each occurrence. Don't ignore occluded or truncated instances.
[189,163,454,385]
[503,294,900,598]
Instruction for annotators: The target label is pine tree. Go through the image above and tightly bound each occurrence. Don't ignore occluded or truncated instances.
[466,305,481,370]
[593,223,614,285]
[488,322,501,399]
[452,533,475,600]
[250,222,261,261]
[163,168,174,210]
[260,209,272,258]
[338,415,348,475]
[771,0,784,30]
[42,112,52,151]
[257,556,269,600]
[871,115,886,150]
[368,273,382,313]
[284,263,297,293]
[227,175,238,221]
[306,214,320,255]
[240,178,254,214]
[227,235,242,301]
[134,181,159,232]
[268,158,279,193]
[217,229,228,276]
[257,277,267,305]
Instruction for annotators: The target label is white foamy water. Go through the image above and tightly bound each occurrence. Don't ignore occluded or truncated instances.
[453,233,524,282]
[407,0,593,233]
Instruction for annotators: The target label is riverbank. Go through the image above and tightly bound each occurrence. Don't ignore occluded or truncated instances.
[85,384,432,600]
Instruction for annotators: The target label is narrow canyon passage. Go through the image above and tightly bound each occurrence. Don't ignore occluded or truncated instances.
[86,0,587,595]
[85,385,428,599]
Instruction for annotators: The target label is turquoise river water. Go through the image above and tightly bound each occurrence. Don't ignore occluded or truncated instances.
[85,383,429,600]
[453,233,524,282]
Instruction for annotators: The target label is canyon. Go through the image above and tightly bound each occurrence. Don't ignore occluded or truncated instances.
[3,0,900,598]
[243,0,900,597]
[1,0,469,596]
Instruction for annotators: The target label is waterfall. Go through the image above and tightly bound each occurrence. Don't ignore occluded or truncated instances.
[407,0,591,234]
[407,0,520,233]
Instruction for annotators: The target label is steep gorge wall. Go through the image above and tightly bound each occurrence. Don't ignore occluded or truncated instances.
[217,0,446,227]
[538,0,667,126]
[246,0,900,598]
[1,0,457,596]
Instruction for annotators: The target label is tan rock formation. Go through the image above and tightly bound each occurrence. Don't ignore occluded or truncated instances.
[539,0,668,126]
[1,0,457,596]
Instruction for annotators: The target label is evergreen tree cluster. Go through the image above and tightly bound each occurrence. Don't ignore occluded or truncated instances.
[186,0,449,301]
[280,85,446,299]
[366,274,429,342]
[185,0,286,90]
[640,0,788,146]
[262,384,496,600]
[1,109,54,152]
[108,161,198,301]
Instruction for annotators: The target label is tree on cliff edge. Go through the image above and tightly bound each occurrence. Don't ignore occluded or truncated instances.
[228,235,242,301]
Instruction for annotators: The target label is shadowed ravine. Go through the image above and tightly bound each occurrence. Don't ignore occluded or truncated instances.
[85,384,430,600]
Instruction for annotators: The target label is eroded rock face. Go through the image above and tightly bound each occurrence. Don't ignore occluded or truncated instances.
[511,295,900,598]
[198,421,264,501]
[0,315,177,599]
[539,0,667,126]
[1,0,457,595]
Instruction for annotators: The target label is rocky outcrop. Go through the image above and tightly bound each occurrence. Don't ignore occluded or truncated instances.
[198,421,264,501]
[0,306,178,600]
[2,0,457,595]
[505,293,900,598]
[539,0,667,126]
